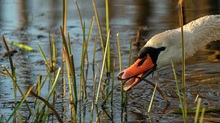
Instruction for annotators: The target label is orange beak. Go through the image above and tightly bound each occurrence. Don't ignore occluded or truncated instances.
[117,54,155,91]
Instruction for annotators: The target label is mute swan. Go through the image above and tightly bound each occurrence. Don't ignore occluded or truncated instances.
[117,15,220,91]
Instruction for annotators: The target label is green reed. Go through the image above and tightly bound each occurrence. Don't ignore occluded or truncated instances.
[92,0,105,54]
[37,41,63,122]
[40,68,62,122]
[90,33,98,122]
[33,75,42,120]
[148,82,158,113]
[60,26,77,121]
[178,0,187,122]
[194,98,205,123]
[2,36,32,122]
[81,16,95,100]
[6,85,35,123]
[95,30,111,104]
[116,33,125,122]
[2,36,17,103]
[91,1,115,121]
[172,61,184,117]
[105,0,111,74]
[194,98,201,123]
[175,0,207,122]
[62,0,67,36]
[3,0,123,122]
[90,73,97,123]
[117,34,122,72]
[75,1,86,101]
[199,108,205,123]
[2,36,15,77]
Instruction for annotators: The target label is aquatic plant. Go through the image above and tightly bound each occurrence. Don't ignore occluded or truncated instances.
[1,0,216,122]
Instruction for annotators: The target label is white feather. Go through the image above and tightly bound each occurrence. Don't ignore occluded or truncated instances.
[144,15,220,68]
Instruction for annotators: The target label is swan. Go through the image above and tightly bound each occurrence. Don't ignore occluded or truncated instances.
[117,15,220,91]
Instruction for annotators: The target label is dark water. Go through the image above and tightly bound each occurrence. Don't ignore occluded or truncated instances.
[0,0,220,122]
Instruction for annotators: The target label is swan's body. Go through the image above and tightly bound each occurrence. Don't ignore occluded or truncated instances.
[118,15,220,91]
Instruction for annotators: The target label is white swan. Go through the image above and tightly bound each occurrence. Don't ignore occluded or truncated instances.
[117,15,220,91]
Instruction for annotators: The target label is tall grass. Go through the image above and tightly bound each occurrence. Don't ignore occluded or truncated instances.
[178,0,187,122]
[1,0,123,122]
[6,85,35,123]
[172,62,185,119]
[95,30,111,104]
[2,36,32,122]
[148,83,158,113]
[175,0,205,122]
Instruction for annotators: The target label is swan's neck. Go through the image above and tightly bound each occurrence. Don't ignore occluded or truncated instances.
[148,15,220,68]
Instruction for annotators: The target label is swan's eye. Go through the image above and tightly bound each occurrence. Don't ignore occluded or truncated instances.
[159,47,166,51]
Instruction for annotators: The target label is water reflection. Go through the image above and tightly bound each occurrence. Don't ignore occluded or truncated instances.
[0,0,220,122]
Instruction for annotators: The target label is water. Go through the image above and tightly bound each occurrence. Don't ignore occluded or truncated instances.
[0,0,220,122]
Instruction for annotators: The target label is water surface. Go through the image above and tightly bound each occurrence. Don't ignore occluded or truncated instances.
[0,0,220,122]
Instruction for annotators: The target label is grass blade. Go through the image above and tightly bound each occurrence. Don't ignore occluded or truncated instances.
[148,83,158,113]
[178,0,187,121]
[172,61,185,122]
[2,36,15,78]
[6,85,35,123]
[194,98,201,123]
[30,89,63,123]
[95,30,110,104]
[92,0,105,54]
[199,107,205,123]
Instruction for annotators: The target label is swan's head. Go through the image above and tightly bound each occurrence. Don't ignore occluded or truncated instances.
[117,31,176,91]
[117,45,166,91]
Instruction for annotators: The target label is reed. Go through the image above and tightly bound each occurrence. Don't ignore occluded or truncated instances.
[116,34,122,71]
[178,0,187,122]
[75,0,86,101]
[2,0,115,122]
[193,98,205,123]
[2,36,17,104]
[90,74,97,123]
[140,77,169,104]
[148,82,158,113]
[92,33,98,66]
[194,98,201,123]
[36,68,61,122]
[2,36,32,122]
[105,0,111,74]
[81,16,95,100]
[37,68,62,122]
[116,33,125,122]
[199,107,205,123]
[92,0,105,54]
[2,36,15,77]
[36,41,64,122]
[6,85,35,122]
[95,30,111,104]
[111,58,115,107]
[33,75,42,120]
[172,62,185,119]
[92,1,111,106]
[62,0,67,36]
[60,26,77,121]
